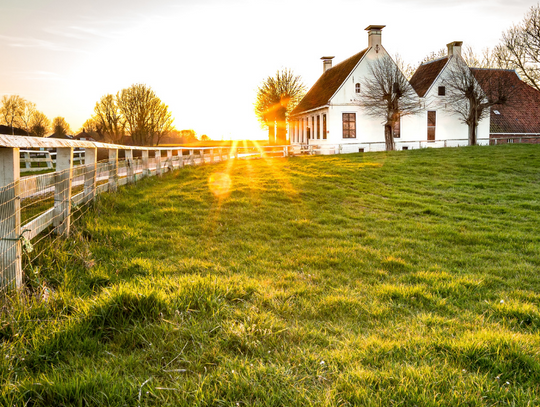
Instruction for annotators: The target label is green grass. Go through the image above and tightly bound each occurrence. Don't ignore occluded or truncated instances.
[2,144,540,406]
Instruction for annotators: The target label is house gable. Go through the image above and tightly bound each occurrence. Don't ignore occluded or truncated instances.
[409,57,449,97]
[291,49,368,115]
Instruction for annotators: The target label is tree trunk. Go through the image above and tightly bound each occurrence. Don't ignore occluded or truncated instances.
[268,121,276,145]
[384,124,395,151]
[468,124,477,146]
[275,108,287,145]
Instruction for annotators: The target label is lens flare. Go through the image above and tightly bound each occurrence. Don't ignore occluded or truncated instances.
[208,172,232,197]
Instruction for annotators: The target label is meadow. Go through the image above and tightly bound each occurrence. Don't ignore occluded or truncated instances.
[1,144,540,406]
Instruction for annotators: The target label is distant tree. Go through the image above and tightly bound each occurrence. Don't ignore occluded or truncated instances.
[19,101,37,136]
[29,111,50,138]
[0,95,25,135]
[178,129,198,144]
[359,55,423,151]
[117,84,175,146]
[200,134,210,141]
[93,94,125,143]
[495,4,540,91]
[52,116,71,137]
[395,54,417,80]
[441,59,516,145]
[418,46,500,70]
[255,69,305,145]
[82,116,103,135]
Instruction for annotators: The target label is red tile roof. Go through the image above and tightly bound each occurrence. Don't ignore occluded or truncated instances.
[409,57,449,97]
[471,68,540,134]
[291,49,368,115]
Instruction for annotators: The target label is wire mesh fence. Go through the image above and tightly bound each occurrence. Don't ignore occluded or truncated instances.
[1,142,291,300]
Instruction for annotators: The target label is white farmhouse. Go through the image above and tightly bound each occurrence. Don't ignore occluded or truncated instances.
[289,26,490,153]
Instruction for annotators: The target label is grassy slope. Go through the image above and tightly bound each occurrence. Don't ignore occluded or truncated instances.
[2,145,540,406]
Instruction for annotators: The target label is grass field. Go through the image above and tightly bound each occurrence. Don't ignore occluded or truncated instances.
[2,144,540,406]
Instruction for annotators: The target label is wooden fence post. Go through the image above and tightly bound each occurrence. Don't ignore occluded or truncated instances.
[125,149,134,184]
[167,150,173,172]
[210,149,214,163]
[199,149,205,165]
[189,149,194,165]
[142,150,149,177]
[84,147,97,203]
[108,149,118,192]
[0,147,22,290]
[179,149,184,168]
[155,150,162,176]
[54,147,73,236]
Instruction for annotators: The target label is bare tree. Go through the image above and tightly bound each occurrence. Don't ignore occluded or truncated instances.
[419,46,500,70]
[117,84,175,146]
[255,69,305,145]
[359,55,423,151]
[395,54,416,80]
[94,94,125,143]
[19,101,36,136]
[29,111,50,138]
[441,60,515,145]
[1,95,25,134]
[495,4,540,91]
[52,116,71,137]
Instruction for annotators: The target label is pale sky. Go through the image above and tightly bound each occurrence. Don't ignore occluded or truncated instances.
[0,0,536,140]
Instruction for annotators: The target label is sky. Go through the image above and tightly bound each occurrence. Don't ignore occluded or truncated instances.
[0,0,537,140]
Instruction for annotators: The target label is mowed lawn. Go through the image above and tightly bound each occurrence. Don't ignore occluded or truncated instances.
[2,144,540,406]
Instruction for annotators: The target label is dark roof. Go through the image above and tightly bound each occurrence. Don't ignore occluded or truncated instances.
[471,68,540,134]
[291,49,368,115]
[0,125,27,136]
[48,134,74,140]
[409,57,449,97]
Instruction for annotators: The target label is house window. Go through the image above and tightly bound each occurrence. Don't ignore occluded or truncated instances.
[312,117,315,139]
[343,113,356,139]
[355,83,361,94]
[322,114,327,139]
[427,111,436,141]
[317,115,320,139]
[393,115,401,138]
[438,86,446,96]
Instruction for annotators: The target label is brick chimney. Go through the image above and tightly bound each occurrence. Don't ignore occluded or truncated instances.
[365,25,386,48]
[447,41,463,57]
[321,56,334,73]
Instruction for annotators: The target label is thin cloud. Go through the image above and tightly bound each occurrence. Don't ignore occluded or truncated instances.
[0,35,89,53]
[19,70,64,81]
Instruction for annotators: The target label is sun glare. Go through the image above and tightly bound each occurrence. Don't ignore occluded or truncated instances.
[208,172,232,198]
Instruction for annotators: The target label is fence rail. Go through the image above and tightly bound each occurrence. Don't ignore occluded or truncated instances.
[0,135,293,294]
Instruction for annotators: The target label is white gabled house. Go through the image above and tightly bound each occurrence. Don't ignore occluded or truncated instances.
[289,26,490,153]
[408,41,490,148]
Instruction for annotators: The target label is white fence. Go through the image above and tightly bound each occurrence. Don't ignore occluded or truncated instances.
[298,135,540,155]
[0,135,293,294]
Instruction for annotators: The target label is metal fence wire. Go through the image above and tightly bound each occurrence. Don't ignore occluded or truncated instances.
[0,143,288,298]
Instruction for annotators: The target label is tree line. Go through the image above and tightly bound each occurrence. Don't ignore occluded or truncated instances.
[1,84,209,146]
[0,95,70,138]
